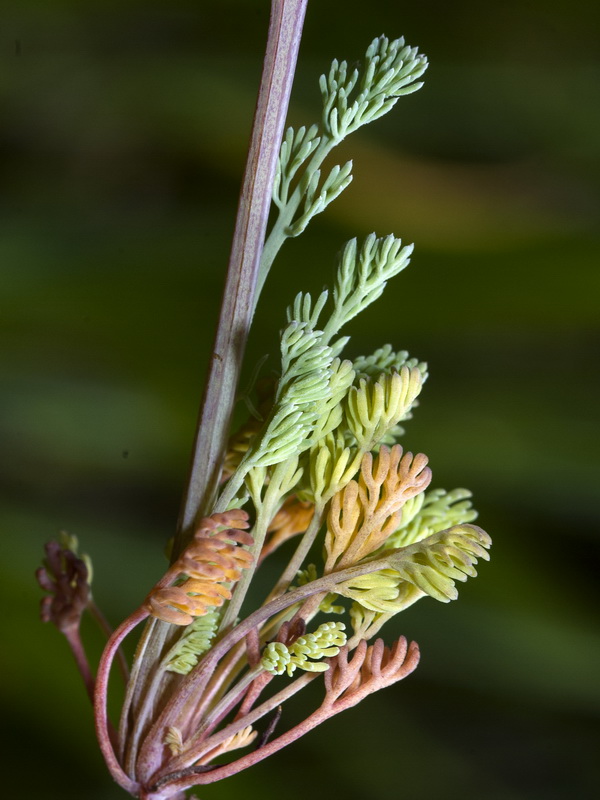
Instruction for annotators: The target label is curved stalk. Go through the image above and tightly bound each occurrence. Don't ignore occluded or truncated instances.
[63,627,97,705]
[94,607,149,794]
[118,616,158,761]
[87,599,130,686]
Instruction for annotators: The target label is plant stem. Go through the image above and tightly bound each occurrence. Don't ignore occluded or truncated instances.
[88,599,130,685]
[118,617,158,762]
[94,608,149,795]
[63,626,97,705]
[173,0,309,557]
[267,502,325,600]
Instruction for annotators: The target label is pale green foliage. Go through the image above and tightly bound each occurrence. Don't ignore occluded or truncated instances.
[232,269,425,486]
[247,234,425,501]
[298,365,426,506]
[388,488,478,549]
[351,344,429,446]
[337,524,491,612]
[164,610,219,675]
[349,603,388,641]
[386,524,491,601]
[306,358,355,446]
[390,490,426,532]
[353,344,428,384]
[261,622,347,677]
[322,235,414,342]
[344,367,423,450]
[338,568,415,614]
[285,235,415,352]
[214,29,490,749]
[267,36,427,263]
[321,35,428,141]
[286,289,329,329]
[318,594,346,615]
[235,322,334,474]
[287,160,353,237]
[277,322,332,401]
[273,124,321,209]
[245,457,303,515]
[307,430,359,505]
[261,642,292,675]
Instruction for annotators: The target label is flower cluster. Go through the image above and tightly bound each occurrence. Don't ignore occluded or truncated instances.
[37,31,491,800]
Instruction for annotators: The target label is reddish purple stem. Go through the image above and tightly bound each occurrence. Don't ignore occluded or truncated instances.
[94,607,150,795]
[173,0,309,556]
[63,627,96,705]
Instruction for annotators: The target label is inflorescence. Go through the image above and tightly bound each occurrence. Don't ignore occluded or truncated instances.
[37,32,491,800]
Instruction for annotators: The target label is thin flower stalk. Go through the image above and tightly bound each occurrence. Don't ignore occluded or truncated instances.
[175,0,310,549]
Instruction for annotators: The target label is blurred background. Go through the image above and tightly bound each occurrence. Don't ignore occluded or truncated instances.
[1,1,599,798]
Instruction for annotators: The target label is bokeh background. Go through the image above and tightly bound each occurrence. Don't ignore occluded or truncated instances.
[1,1,599,798]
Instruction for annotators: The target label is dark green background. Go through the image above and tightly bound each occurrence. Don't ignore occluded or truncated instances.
[1,1,598,798]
